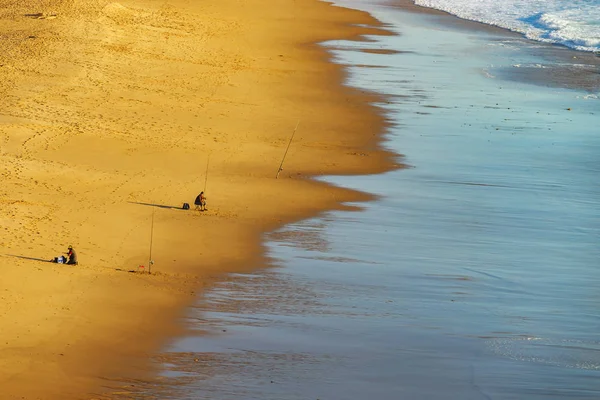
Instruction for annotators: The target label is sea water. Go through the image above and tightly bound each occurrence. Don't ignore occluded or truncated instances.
[134,2,600,399]
[413,0,600,52]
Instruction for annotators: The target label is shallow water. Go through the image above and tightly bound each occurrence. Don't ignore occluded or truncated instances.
[145,4,600,400]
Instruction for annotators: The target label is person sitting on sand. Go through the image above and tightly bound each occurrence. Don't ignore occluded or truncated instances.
[194,192,207,211]
[65,245,78,265]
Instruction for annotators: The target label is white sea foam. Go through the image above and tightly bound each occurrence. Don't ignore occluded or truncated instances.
[512,63,549,69]
[414,0,600,52]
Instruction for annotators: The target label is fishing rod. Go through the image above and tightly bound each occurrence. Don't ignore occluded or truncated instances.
[276,120,300,179]
[204,154,210,192]
[148,209,154,274]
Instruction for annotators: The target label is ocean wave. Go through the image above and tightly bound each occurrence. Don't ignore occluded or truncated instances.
[578,93,599,99]
[414,0,600,53]
[487,336,600,370]
[512,63,549,69]
[524,8,600,51]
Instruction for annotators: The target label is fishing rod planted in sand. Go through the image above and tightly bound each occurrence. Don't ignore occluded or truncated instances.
[276,120,300,179]
[204,153,210,192]
[148,209,155,274]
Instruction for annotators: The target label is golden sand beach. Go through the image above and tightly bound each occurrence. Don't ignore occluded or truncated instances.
[0,0,398,398]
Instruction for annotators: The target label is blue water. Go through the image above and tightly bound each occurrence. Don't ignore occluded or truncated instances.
[130,3,600,400]
[412,0,600,52]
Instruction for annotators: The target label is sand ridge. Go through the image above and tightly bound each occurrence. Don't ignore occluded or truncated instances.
[0,0,398,398]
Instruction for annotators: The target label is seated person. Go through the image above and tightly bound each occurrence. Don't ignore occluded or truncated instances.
[66,245,78,265]
[194,191,207,211]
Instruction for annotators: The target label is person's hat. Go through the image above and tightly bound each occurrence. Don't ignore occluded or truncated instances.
[68,245,73,249]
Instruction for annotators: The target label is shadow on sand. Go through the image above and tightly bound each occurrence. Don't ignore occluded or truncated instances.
[128,201,186,210]
[115,268,143,274]
[4,254,53,263]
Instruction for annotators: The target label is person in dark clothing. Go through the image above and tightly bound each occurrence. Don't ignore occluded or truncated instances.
[194,191,207,211]
[66,245,78,265]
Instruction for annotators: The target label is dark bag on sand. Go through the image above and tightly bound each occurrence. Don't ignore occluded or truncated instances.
[182,203,190,210]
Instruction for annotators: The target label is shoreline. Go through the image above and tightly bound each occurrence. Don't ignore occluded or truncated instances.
[2,0,596,398]
[141,1,600,398]
[0,0,399,398]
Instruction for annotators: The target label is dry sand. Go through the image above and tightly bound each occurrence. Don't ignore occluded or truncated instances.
[0,0,399,398]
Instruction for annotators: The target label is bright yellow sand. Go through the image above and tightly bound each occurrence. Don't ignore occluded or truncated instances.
[0,0,397,397]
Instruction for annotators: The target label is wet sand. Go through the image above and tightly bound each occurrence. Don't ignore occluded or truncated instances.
[0,0,398,398]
